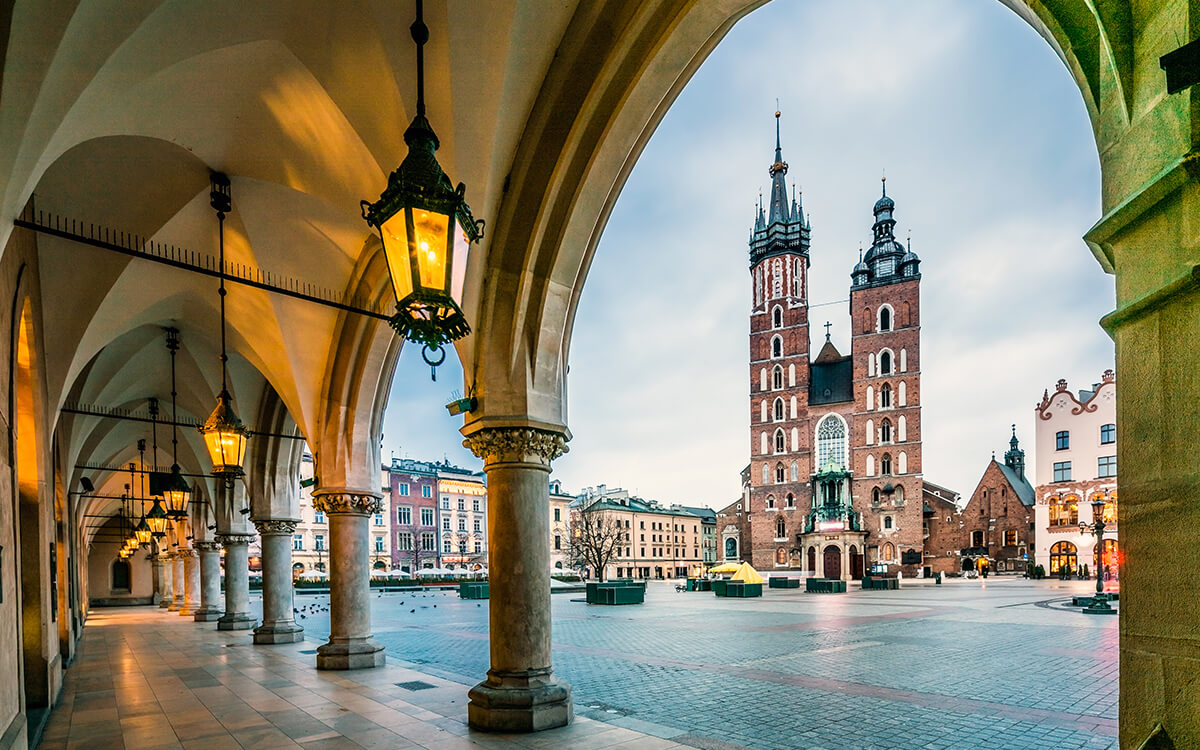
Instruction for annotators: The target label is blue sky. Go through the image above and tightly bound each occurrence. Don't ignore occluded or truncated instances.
[383,0,1112,506]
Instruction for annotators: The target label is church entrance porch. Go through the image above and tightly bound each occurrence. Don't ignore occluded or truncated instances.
[823,546,841,580]
[800,529,867,581]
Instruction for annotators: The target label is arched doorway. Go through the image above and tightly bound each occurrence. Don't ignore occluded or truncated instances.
[1050,541,1077,574]
[849,545,862,579]
[807,546,816,572]
[823,545,841,580]
[1101,539,1119,580]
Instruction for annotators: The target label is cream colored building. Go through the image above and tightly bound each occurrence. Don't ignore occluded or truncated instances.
[572,486,707,580]
[438,468,487,570]
[1033,371,1118,576]
[549,480,573,574]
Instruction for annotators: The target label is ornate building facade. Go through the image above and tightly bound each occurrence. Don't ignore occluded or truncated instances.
[742,114,926,578]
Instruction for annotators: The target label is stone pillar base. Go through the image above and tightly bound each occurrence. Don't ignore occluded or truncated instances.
[254,622,304,644]
[316,637,385,670]
[193,608,223,622]
[178,605,198,617]
[467,669,572,732]
[166,601,180,612]
[158,600,171,609]
[217,614,256,631]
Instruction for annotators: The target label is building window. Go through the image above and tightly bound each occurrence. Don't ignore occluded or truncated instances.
[421,532,435,551]
[879,350,892,375]
[1004,529,1018,546]
[314,510,325,524]
[474,542,482,554]
[1049,541,1077,574]
[441,496,450,509]
[785,493,794,508]
[397,506,412,525]
[872,487,881,505]
[1098,455,1116,478]
[879,305,892,332]
[421,507,434,526]
[554,507,561,522]
[774,429,786,453]
[1100,423,1115,444]
[421,485,432,498]
[816,414,847,470]
[473,499,480,512]
[443,540,452,554]
[772,366,784,390]
[772,307,783,328]
[775,517,786,539]
[374,536,384,552]
[883,516,893,529]
[458,498,466,511]
[397,532,413,551]
[374,513,384,526]
[398,483,410,496]
[971,530,984,547]
[458,518,466,531]
[761,463,769,484]
[1056,431,1069,450]
[773,398,785,421]
[443,517,451,531]
[292,534,303,550]
[1053,461,1072,482]
[1049,496,1079,526]
[879,383,892,408]
[554,535,561,550]
[775,463,786,483]
[766,495,775,509]
[881,453,892,476]
[880,419,892,444]
[315,534,325,551]
[771,335,783,358]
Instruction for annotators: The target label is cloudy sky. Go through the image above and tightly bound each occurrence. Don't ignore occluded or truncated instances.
[383,0,1113,507]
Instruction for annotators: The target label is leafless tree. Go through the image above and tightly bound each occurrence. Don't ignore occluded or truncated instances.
[564,508,625,582]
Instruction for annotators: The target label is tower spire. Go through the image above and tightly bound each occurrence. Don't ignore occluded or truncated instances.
[767,109,789,225]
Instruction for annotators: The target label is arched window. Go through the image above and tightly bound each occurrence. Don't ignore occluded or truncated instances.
[773,398,785,421]
[774,429,786,453]
[790,396,798,418]
[894,485,905,505]
[815,414,847,470]
[880,419,893,444]
[762,463,770,484]
[775,517,786,539]
[868,352,876,377]
[766,494,775,509]
[772,307,783,328]
[725,538,738,559]
[788,364,796,386]
[786,492,795,508]
[771,335,783,358]
[884,516,893,530]
[866,455,875,476]
[776,547,788,564]
[879,350,892,375]
[881,453,893,475]
[1049,541,1077,574]
[790,462,799,482]
[760,400,767,423]
[759,368,767,391]
[111,559,131,593]
[882,542,895,562]
[898,381,906,406]
[900,349,907,372]
[879,306,892,331]
[791,428,799,451]
[862,309,872,333]
[866,385,875,410]
[775,463,786,483]
[1049,496,1079,526]
[760,432,768,455]
[879,383,892,408]
[898,415,907,442]
[772,365,784,390]
[772,259,783,298]
[866,418,875,445]
[872,487,881,505]
[898,452,907,474]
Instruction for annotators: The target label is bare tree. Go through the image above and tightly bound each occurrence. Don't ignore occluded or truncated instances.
[564,508,626,582]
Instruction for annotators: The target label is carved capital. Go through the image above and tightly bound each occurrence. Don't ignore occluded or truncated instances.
[462,427,570,467]
[193,541,222,552]
[311,489,383,516]
[215,533,256,547]
[253,519,298,536]
[176,547,197,559]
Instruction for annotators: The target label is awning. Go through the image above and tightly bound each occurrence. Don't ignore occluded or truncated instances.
[731,562,764,583]
[708,562,742,574]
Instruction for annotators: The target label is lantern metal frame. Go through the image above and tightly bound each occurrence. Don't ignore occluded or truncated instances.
[360,0,483,376]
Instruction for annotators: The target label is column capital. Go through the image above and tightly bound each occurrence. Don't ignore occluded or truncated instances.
[176,547,197,559]
[312,488,383,516]
[193,541,222,552]
[253,519,298,536]
[462,426,570,468]
[216,533,256,547]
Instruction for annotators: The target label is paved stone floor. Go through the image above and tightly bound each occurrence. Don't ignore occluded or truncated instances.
[47,576,1118,750]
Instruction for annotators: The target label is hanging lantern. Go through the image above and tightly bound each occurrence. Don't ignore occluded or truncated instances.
[135,516,152,546]
[360,0,483,378]
[201,391,250,477]
[147,498,169,537]
[163,464,191,518]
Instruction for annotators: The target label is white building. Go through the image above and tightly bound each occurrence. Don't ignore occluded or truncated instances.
[549,479,573,574]
[1032,371,1118,576]
[437,467,488,570]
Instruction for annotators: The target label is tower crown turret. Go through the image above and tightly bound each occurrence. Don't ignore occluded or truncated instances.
[852,177,919,289]
[749,110,810,267]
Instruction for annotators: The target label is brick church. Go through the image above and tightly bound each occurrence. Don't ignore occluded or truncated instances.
[718,113,935,579]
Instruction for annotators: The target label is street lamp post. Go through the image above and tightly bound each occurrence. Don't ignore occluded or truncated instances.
[1079,497,1117,615]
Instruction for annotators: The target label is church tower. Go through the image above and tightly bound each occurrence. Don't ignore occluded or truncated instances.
[848,180,924,573]
[746,111,811,570]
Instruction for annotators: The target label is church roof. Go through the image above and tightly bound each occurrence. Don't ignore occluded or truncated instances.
[997,463,1036,507]
[814,339,842,364]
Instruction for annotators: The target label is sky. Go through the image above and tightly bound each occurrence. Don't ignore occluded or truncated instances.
[382,0,1113,508]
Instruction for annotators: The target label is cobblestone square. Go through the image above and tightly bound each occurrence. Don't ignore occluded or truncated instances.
[286,577,1118,749]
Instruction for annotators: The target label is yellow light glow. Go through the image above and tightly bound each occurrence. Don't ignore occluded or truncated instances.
[413,209,449,291]
[381,213,413,302]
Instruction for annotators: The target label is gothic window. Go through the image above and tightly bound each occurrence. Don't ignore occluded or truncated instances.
[898,381,907,406]
[775,517,786,539]
[866,454,875,476]
[790,462,799,482]
[760,432,768,455]
[775,463,786,483]
[111,559,131,593]
[791,428,799,451]
[898,452,907,474]
[881,453,893,475]
[815,414,847,470]
[866,418,874,445]
[774,429,786,453]
[760,400,767,422]
[790,396,798,419]
[900,349,907,372]
[760,367,767,391]
[786,492,795,508]
[884,516,893,529]
[772,366,784,390]
[879,383,892,408]
[879,350,892,375]
[772,307,783,328]
[773,398,785,421]
[776,547,788,564]
[863,309,872,334]
[773,259,783,298]
[898,415,907,441]
[771,336,783,358]
[788,364,796,386]
[879,305,892,332]
[894,485,904,504]
[872,487,881,505]
[868,352,875,377]
[866,385,875,410]
[762,463,770,484]
[766,494,775,509]
[880,419,892,444]
[882,542,895,562]
[793,259,802,297]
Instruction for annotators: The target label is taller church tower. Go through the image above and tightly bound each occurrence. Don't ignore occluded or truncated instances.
[746,112,811,570]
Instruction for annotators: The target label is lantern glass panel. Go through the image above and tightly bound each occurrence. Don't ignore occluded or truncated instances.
[204,427,248,473]
[136,526,151,545]
[450,224,470,304]
[381,213,413,303]
[412,209,450,292]
[164,487,188,515]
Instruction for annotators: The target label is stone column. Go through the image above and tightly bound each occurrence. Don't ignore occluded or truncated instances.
[463,427,572,732]
[171,552,186,610]
[151,554,163,605]
[253,519,303,644]
[178,548,201,616]
[216,533,256,631]
[313,490,384,669]
[163,552,178,610]
[193,541,224,622]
